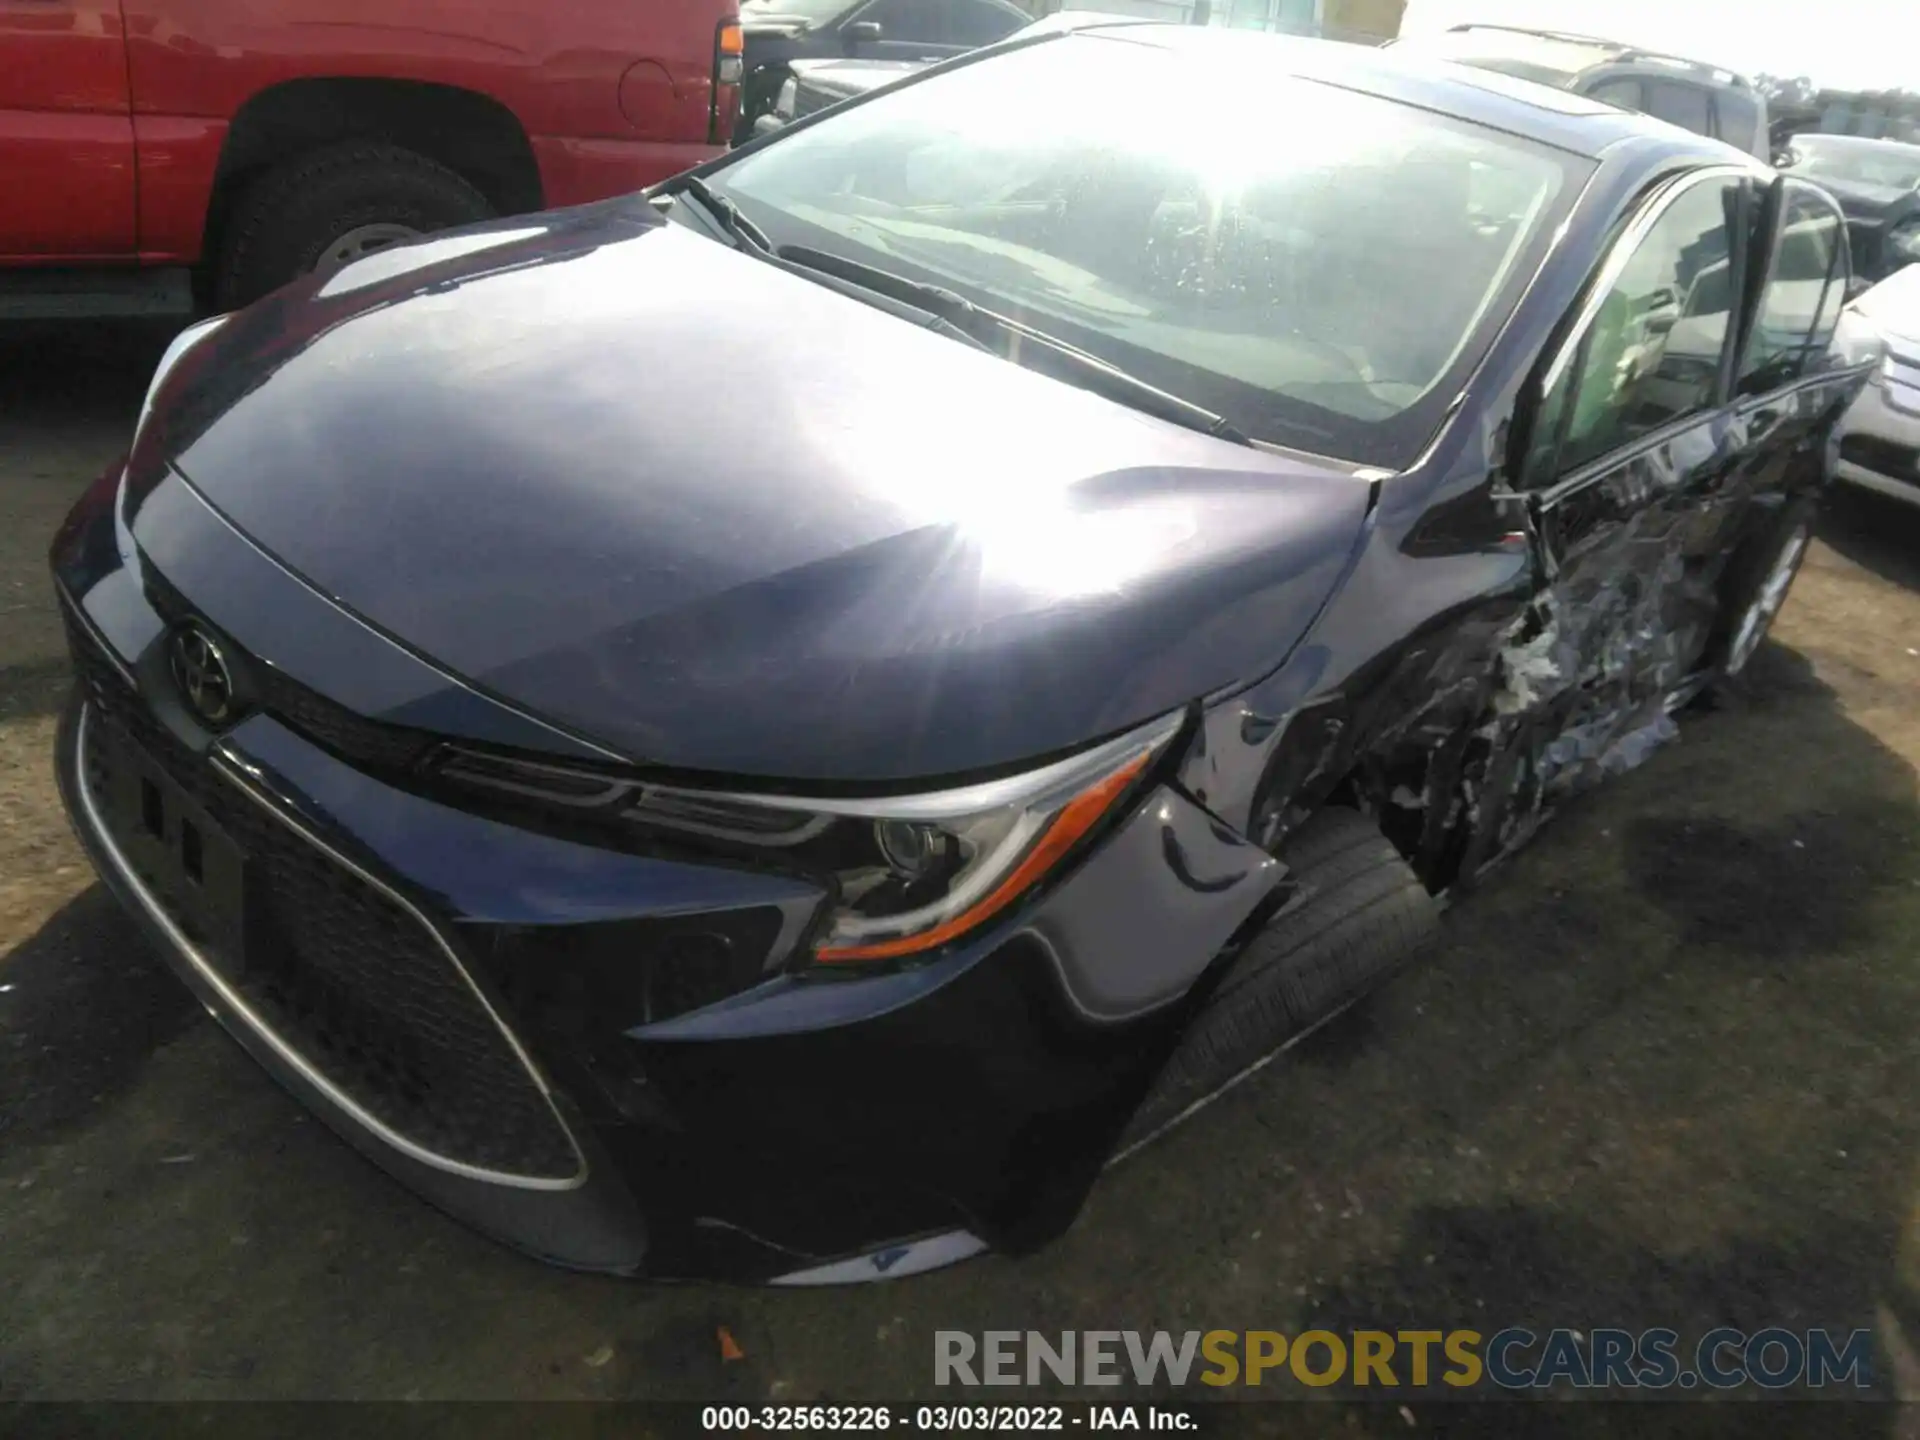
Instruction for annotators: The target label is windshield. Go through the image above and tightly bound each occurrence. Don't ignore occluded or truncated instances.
[710,32,1584,468]
[1790,140,1920,191]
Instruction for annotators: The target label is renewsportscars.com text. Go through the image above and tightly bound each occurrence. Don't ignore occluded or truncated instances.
[934,1328,1873,1392]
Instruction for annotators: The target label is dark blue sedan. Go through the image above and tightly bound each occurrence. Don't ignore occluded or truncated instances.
[51,22,1876,1283]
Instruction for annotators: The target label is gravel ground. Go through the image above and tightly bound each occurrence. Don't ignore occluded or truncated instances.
[4,322,1920,1429]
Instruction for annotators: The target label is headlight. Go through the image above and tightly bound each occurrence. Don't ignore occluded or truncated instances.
[775,76,798,119]
[435,709,1185,965]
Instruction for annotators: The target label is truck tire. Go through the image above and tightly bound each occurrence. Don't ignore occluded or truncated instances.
[1120,808,1437,1151]
[215,141,494,309]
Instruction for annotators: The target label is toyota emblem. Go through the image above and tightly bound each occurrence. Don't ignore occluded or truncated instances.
[169,625,237,726]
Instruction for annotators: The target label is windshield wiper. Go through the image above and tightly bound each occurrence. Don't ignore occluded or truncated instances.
[774,244,1253,447]
[653,196,987,350]
[656,175,772,255]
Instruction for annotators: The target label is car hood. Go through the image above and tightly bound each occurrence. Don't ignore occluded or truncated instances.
[791,57,929,98]
[1808,175,1917,220]
[133,204,1373,784]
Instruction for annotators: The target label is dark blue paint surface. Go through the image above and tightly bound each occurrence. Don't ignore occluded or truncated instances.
[134,211,1369,782]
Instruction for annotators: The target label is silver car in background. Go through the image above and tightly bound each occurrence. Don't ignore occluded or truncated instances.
[1833,264,1920,508]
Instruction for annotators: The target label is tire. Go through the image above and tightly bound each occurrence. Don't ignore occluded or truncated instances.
[214,141,494,310]
[1120,808,1438,1150]
[1715,494,1817,683]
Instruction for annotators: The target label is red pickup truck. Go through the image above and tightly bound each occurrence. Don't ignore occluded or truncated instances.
[0,0,741,315]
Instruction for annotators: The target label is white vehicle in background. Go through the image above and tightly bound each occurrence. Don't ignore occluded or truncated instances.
[1833,264,1920,508]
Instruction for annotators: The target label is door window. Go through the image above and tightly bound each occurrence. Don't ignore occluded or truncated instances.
[943,0,1025,46]
[1645,81,1713,138]
[1529,177,1743,479]
[858,0,944,43]
[1586,77,1644,113]
[1738,184,1847,395]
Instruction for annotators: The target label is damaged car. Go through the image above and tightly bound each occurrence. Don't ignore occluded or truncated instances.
[51,23,1875,1284]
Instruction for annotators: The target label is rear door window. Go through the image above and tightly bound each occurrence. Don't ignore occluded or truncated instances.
[859,0,944,44]
[1586,77,1644,112]
[1645,81,1713,138]
[942,0,1025,46]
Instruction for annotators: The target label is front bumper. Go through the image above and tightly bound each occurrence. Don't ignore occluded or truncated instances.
[1833,373,1920,508]
[55,691,653,1272]
[50,466,1284,1281]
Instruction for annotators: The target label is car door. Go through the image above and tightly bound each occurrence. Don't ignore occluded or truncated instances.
[1509,167,1764,768]
[0,0,136,259]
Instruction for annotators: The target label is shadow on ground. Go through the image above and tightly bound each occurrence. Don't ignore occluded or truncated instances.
[0,888,198,1153]
[1236,641,1920,1428]
[1821,487,1920,593]
[0,321,177,434]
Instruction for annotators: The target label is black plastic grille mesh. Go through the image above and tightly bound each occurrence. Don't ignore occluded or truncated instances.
[68,614,579,1181]
[253,668,437,771]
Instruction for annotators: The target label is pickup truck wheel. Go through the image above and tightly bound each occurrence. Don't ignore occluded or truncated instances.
[215,142,493,309]
[1118,807,1437,1153]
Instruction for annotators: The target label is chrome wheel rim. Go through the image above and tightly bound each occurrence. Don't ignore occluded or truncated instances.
[314,222,421,276]
[1726,524,1810,676]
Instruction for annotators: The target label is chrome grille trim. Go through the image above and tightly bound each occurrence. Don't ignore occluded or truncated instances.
[73,701,590,1192]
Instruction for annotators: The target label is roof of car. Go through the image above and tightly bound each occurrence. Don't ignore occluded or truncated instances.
[1421,24,1756,89]
[1792,132,1920,155]
[1061,24,1744,164]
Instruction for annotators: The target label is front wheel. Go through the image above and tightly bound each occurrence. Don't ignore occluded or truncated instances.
[1118,808,1438,1152]
[1720,497,1816,680]
[214,141,494,309]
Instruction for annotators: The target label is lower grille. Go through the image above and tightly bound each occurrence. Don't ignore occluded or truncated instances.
[1840,432,1920,487]
[68,614,581,1185]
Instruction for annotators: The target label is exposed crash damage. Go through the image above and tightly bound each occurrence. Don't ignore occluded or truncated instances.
[1206,442,1837,912]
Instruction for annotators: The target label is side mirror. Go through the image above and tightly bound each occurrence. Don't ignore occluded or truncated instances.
[843,19,882,47]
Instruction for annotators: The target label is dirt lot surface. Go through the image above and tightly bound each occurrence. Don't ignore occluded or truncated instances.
[5,323,1920,1428]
